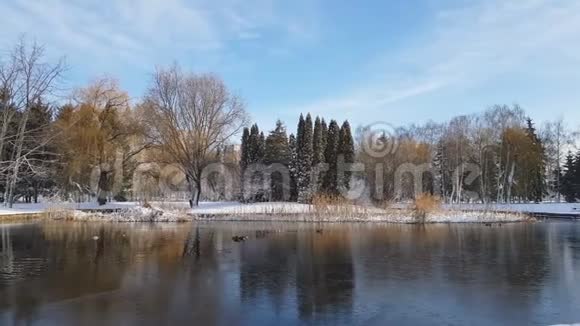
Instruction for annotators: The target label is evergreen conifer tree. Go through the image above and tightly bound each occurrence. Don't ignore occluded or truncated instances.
[524,118,546,202]
[297,114,313,202]
[311,117,328,194]
[247,124,260,164]
[320,118,328,154]
[288,133,298,201]
[257,131,265,163]
[264,120,289,164]
[338,120,355,192]
[265,120,290,200]
[561,151,576,202]
[240,127,250,171]
[313,117,324,166]
[296,114,305,151]
[573,151,580,201]
[322,120,340,195]
[244,124,266,202]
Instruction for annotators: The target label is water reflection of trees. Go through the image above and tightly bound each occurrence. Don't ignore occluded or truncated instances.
[239,231,297,311]
[352,224,556,323]
[237,227,355,323]
[0,222,228,325]
[296,230,354,322]
[354,224,551,286]
[1,222,579,325]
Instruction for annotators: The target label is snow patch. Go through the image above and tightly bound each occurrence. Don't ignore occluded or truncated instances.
[57,206,191,222]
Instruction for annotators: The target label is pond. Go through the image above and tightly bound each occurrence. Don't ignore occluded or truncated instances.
[1,220,579,325]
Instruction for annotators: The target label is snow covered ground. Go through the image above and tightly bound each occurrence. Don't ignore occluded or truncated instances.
[448,203,580,214]
[0,201,136,216]
[0,200,539,223]
[66,206,190,222]
[188,201,527,223]
[190,201,315,215]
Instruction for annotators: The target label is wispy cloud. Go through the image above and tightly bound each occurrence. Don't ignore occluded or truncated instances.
[0,0,319,70]
[291,0,580,124]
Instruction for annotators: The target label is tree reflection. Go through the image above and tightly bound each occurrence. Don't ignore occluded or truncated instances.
[0,221,579,325]
[0,222,227,325]
[296,230,354,321]
[239,230,297,312]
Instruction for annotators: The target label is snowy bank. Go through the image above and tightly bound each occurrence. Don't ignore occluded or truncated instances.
[448,203,580,214]
[0,201,136,216]
[189,202,528,223]
[2,201,530,223]
[57,207,191,222]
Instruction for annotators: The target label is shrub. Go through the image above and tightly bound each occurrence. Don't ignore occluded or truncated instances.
[311,194,371,218]
[413,193,441,222]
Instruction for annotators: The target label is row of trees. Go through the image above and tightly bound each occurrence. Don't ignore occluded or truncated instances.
[1,39,247,207]
[2,39,580,206]
[239,115,355,203]
[357,105,578,204]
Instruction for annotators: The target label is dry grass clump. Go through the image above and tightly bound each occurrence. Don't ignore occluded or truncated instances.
[153,201,191,212]
[311,194,371,218]
[412,193,441,222]
[43,200,76,220]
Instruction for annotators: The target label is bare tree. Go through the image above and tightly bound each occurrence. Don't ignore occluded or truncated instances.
[143,65,248,207]
[1,38,65,207]
[0,57,19,162]
[541,118,571,202]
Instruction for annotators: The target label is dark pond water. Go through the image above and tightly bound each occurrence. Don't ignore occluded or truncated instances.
[1,220,579,325]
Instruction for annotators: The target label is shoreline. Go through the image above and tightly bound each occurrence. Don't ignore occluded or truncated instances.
[0,201,541,224]
[29,208,532,224]
[189,214,531,224]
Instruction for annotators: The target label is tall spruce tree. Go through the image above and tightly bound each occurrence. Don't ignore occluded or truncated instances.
[247,124,261,164]
[296,114,305,150]
[288,133,298,201]
[311,117,326,195]
[321,118,328,147]
[244,124,266,202]
[240,127,250,171]
[322,120,340,195]
[265,120,290,201]
[312,117,325,166]
[524,118,546,202]
[573,151,580,201]
[562,151,577,202]
[257,132,266,162]
[297,114,313,202]
[264,120,289,164]
[338,120,355,192]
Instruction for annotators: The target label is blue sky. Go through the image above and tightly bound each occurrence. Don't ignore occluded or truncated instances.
[1,0,580,131]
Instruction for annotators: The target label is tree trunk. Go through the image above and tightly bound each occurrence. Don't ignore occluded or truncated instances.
[7,105,31,208]
[506,163,515,204]
[97,170,109,206]
[188,175,202,208]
